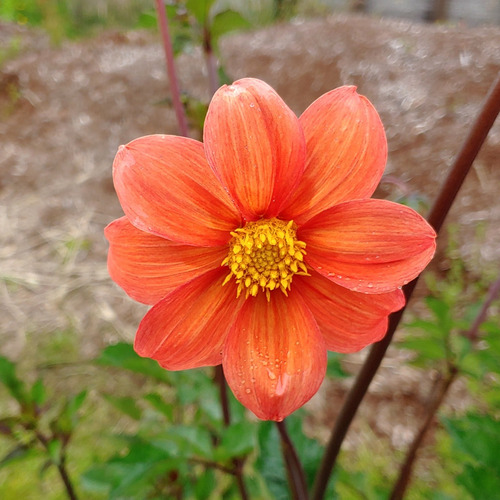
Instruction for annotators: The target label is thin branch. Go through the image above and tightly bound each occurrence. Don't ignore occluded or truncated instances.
[389,365,458,500]
[215,366,250,500]
[155,0,189,137]
[311,71,500,500]
[464,274,500,341]
[35,430,79,500]
[203,25,220,97]
[276,420,309,500]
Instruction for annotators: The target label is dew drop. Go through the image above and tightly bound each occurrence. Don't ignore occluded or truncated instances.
[268,372,276,380]
[245,388,251,394]
[367,283,374,288]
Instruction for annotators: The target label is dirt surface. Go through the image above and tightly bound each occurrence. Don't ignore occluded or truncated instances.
[1,14,499,451]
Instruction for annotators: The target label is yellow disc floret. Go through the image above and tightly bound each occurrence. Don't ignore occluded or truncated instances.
[221,218,309,300]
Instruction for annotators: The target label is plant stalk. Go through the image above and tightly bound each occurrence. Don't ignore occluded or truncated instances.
[155,0,189,137]
[311,71,500,500]
[389,365,458,500]
[276,420,309,500]
[203,25,220,97]
[465,273,500,341]
[215,366,250,500]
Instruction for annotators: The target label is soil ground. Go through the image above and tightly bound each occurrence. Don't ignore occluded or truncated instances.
[1,13,499,461]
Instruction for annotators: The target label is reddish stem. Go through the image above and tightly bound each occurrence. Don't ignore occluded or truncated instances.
[389,365,458,500]
[155,0,189,137]
[203,25,220,97]
[276,420,309,500]
[311,71,500,500]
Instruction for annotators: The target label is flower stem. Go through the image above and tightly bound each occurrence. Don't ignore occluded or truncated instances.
[311,71,500,500]
[390,269,500,499]
[276,420,309,500]
[215,366,250,500]
[464,273,500,342]
[388,365,458,500]
[155,0,189,137]
[35,431,79,500]
[203,25,220,97]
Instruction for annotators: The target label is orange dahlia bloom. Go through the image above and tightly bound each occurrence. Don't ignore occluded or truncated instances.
[105,78,436,421]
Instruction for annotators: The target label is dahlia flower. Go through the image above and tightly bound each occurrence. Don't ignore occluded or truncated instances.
[105,78,436,421]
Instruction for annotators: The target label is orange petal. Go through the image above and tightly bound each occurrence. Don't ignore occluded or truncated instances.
[282,86,387,225]
[105,217,226,305]
[204,78,306,221]
[134,269,243,370]
[296,271,405,353]
[223,291,326,421]
[113,135,240,246]
[300,199,436,293]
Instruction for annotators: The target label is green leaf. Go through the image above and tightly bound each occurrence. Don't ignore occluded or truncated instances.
[210,9,251,45]
[82,435,177,497]
[30,378,46,406]
[400,337,447,364]
[285,414,327,490]
[215,421,256,460]
[443,413,500,471]
[144,392,173,421]
[194,469,216,500]
[327,352,349,378]
[96,342,171,382]
[47,439,62,466]
[426,296,452,329]
[186,0,216,25]
[160,425,214,459]
[255,421,288,500]
[0,444,39,468]
[103,394,142,420]
[0,355,28,404]
[458,463,500,500]
[53,390,87,435]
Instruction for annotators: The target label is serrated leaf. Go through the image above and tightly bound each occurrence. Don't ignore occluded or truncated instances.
[210,9,250,45]
[103,394,142,420]
[96,343,171,382]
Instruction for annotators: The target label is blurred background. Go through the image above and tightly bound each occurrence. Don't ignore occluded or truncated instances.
[1,1,499,499]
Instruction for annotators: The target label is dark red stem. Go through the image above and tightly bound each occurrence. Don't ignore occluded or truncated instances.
[311,71,500,500]
[155,0,189,137]
[276,420,309,500]
[389,365,458,500]
[215,366,250,500]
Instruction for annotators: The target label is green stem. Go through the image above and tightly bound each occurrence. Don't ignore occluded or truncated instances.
[276,420,309,500]
[155,0,189,137]
[311,71,500,500]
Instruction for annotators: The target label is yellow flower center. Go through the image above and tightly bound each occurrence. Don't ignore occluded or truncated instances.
[222,218,309,300]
